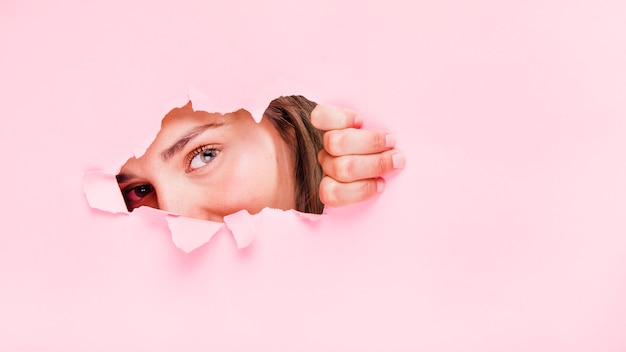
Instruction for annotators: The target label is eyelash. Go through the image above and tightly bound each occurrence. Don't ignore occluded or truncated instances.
[185,144,220,172]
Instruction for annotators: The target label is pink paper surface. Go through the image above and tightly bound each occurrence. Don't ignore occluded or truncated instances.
[2,0,626,350]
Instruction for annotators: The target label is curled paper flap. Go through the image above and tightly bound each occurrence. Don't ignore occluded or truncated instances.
[131,206,225,253]
[130,205,173,226]
[166,216,224,253]
[223,210,258,249]
[82,171,128,214]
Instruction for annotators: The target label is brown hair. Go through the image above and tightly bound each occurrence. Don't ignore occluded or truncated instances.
[262,96,325,214]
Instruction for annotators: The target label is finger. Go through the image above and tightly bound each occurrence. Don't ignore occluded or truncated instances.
[324,128,396,156]
[310,104,363,131]
[319,176,385,207]
[318,149,406,183]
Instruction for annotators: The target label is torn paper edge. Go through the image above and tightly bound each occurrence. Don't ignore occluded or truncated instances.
[131,84,294,158]
[166,215,224,253]
[83,83,326,253]
[83,170,129,214]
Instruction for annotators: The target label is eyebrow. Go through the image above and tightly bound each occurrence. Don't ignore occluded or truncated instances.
[161,123,225,162]
[116,172,136,184]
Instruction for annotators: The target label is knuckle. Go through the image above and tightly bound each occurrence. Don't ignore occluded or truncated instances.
[326,131,346,156]
[334,157,356,182]
[375,154,391,176]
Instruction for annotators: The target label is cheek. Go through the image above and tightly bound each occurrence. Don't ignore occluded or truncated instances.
[181,156,273,218]
[219,147,280,209]
[231,155,277,197]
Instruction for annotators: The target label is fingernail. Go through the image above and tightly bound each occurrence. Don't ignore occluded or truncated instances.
[385,134,396,148]
[353,115,363,127]
[376,178,385,193]
[392,153,406,169]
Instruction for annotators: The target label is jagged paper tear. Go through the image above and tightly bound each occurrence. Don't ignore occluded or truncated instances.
[83,85,324,253]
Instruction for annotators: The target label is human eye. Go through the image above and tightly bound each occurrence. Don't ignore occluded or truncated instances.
[186,145,220,172]
[122,184,155,210]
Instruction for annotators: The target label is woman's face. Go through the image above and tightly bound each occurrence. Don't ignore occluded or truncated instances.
[116,104,296,222]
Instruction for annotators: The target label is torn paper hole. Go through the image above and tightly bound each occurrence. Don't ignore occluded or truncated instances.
[116,94,324,216]
[84,91,326,252]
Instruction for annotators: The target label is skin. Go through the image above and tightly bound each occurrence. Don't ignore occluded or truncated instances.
[117,102,406,221]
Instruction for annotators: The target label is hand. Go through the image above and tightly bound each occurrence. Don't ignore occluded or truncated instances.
[311,104,406,207]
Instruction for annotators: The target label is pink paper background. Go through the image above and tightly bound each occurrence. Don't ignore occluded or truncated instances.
[2,0,625,350]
